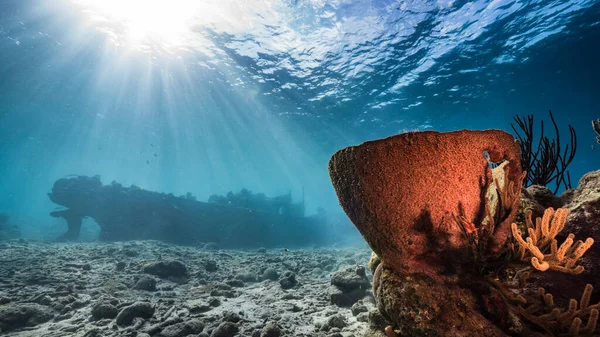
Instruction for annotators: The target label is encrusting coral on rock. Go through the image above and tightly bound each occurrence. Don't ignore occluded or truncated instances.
[329,129,600,337]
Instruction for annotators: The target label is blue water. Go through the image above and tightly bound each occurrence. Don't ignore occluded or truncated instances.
[0,0,599,239]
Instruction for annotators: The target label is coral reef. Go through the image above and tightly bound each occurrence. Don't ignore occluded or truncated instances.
[329,128,600,337]
[489,205,597,336]
[510,208,593,274]
[518,170,600,310]
[511,110,577,194]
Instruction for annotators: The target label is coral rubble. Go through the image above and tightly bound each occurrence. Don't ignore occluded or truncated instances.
[0,241,374,336]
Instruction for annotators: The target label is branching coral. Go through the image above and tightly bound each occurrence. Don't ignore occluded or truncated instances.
[476,204,598,337]
[517,285,599,336]
[510,208,594,274]
[490,207,599,336]
[511,110,577,194]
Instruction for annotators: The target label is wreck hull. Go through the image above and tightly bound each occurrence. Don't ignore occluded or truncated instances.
[48,176,326,247]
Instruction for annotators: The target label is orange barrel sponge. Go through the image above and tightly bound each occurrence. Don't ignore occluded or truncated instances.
[329,129,521,276]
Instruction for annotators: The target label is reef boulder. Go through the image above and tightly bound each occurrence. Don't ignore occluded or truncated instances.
[374,266,511,337]
[115,301,155,326]
[142,260,188,279]
[329,266,370,307]
[0,303,54,332]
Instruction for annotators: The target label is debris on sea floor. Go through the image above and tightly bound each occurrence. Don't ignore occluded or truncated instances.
[0,241,374,337]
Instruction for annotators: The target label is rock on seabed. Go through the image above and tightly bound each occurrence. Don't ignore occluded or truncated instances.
[0,240,373,336]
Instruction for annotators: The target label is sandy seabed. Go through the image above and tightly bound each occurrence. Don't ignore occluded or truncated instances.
[0,240,374,337]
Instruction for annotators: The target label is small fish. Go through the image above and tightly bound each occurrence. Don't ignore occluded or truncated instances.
[151,144,154,147]
[146,160,150,164]
[154,153,158,157]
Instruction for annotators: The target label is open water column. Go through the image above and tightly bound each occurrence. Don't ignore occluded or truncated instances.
[1,0,600,336]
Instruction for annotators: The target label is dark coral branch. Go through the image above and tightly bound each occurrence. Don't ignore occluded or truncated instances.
[511,110,577,194]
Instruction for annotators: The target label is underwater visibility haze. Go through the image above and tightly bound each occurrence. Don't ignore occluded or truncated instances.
[1,0,600,336]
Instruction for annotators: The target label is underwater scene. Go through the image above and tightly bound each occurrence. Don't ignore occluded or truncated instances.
[1,0,600,336]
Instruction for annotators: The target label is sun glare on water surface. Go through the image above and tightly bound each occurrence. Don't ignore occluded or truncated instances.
[72,0,204,48]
